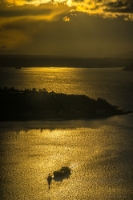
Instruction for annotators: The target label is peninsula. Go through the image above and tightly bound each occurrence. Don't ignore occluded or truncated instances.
[123,63,133,71]
[0,87,131,121]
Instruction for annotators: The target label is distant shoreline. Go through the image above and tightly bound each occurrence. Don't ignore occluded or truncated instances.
[1,55,133,68]
[1,112,132,122]
[0,110,132,122]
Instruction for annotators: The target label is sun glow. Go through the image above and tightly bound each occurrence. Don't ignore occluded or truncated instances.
[1,0,133,21]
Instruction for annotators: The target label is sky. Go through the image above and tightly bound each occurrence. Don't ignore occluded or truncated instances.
[0,0,133,57]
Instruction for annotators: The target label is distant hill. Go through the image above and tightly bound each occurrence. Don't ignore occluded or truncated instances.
[1,55,133,68]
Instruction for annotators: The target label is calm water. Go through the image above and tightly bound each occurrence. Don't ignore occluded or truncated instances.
[0,67,133,199]
[0,67,133,110]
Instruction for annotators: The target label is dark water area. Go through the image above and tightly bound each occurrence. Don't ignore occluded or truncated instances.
[0,67,133,199]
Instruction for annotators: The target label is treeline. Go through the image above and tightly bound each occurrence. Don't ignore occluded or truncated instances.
[1,55,133,68]
[0,87,126,121]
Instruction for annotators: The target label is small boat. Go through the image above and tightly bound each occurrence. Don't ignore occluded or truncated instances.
[53,166,71,181]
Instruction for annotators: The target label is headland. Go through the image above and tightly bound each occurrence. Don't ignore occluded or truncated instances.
[0,87,132,121]
[123,63,133,71]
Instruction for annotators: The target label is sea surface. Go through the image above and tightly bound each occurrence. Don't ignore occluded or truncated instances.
[0,67,133,200]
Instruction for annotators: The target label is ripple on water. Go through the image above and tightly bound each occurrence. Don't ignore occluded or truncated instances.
[0,117,133,200]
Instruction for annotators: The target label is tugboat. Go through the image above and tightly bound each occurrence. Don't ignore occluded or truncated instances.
[53,166,71,181]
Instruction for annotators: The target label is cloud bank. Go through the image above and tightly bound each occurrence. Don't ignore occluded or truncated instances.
[0,0,133,54]
[0,0,133,21]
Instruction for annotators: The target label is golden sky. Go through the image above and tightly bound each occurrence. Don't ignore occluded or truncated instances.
[0,0,133,57]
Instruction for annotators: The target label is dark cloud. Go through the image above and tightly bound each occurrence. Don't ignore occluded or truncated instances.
[0,45,7,49]
[0,0,133,21]
[72,0,84,2]
[105,0,133,13]
[1,18,38,31]
[3,13,131,57]
[0,5,54,18]
[0,1,133,57]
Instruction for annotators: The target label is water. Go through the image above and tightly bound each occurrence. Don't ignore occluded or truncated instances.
[0,67,133,109]
[0,67,133,199]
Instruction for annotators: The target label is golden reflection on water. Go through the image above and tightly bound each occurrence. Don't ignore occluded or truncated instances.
[1,121,133,200]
